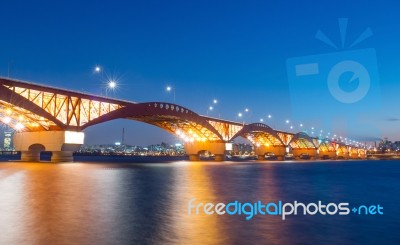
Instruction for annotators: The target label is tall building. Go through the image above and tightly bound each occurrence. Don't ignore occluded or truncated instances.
[3,131,12,150]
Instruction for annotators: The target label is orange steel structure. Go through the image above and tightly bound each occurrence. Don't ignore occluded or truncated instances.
[0,77,367,161]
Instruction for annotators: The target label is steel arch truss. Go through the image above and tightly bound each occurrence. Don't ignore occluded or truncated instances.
[63,101,227,142]
[0,78,127,131]
[289,132,317,149]
[205,118,244,141]
[116,102,225,142]
[336,144,349,154]
[232,123,285,146]
[319,140,336,152]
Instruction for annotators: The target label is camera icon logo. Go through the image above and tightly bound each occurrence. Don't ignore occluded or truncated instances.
[286,18,381,135]
[327,59,370,104]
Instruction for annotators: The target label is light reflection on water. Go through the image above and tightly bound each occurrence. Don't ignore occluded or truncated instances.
[0,160,399,244]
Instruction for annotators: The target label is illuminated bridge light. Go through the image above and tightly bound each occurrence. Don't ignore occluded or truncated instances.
[3,116,11,124]
[15,122,24,131]
[0,78,362,156]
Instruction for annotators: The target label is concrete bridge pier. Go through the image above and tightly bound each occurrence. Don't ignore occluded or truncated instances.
[214,154,226,161]
[292,148,317,160]
[318,150,337,159]
[254,145,286,161]
[188,154,200,161]
[358,149,367,159]
[20,150,41,162]
[14,131,83,162]
[51,151,75,162]
[184,142,227,161]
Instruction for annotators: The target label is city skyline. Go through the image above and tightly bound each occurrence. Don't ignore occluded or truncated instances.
[0,1,399,145]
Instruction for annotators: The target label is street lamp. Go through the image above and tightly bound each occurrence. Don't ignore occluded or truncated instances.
[94,65,105,95]
[166,86,176,103]
[109,80,116,89]
[106,79,117,97]
[213,99,218,104]
[207,106,213,115]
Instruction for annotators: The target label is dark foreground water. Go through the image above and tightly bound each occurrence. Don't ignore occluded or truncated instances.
[0,160,399,245]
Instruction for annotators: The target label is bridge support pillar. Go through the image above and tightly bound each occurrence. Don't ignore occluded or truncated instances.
[51,151,74,162]
[358,149,367,159]
[336,151,349,159]
[20,151,41,162]
[292,148,317,160]
[257,155,265,161]
[318,151,337,159]
[184,142,227,161]
[214,154,226,161]
[188,154,200,161]
[254,145,286,161]
[14,131,83,162]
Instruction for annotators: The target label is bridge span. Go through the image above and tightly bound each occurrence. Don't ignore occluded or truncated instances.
[0,77,366,162]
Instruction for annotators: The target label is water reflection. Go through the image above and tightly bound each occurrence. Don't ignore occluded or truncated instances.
[0,161,399,244]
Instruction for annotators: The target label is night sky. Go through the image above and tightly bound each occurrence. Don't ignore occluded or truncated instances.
[0,0,399,145]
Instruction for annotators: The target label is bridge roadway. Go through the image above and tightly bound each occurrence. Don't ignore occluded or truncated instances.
[0,77,366,162]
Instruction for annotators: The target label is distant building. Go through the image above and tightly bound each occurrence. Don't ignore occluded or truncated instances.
[232,143,253,155]
[3,131,12,150]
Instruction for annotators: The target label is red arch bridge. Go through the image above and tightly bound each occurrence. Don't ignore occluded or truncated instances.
[0,77,367,162]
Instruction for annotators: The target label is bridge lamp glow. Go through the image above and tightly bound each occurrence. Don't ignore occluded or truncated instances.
[290,126,293,129]
[3,116,11,124]
[238,112,242,117]
[108,80,117,89]
[300,123,303,127]
[94,66,101,73]
[285,120,290,124]
[213,99,218,104]
[268,114,272,119]
[6,109,12,115]
[260,118,264,122]
[209,106,213,110]
[15,122,24,131]
[245,108,249,112]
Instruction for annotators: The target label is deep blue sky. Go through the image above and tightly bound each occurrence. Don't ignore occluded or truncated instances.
[0,0,399,145]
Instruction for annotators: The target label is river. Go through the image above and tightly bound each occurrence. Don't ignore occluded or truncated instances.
[0,160,399,244]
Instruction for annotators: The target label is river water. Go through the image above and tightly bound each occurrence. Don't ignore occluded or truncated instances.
[0,160,399,244]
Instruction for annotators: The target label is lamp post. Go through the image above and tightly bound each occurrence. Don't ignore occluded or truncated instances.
[207,99,218,116]
[166,86,176,103]
[267,114,273,128]
[285,119,290,131]
[237,112,243,122]
[106,80,117,97]
[207,106,213,116]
